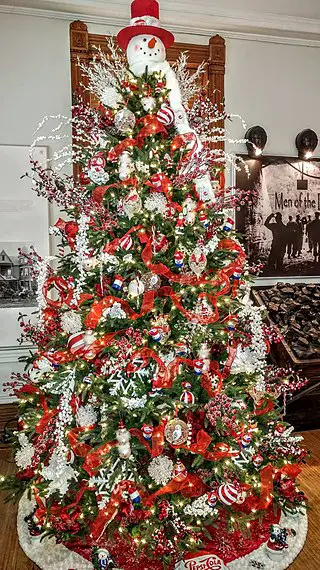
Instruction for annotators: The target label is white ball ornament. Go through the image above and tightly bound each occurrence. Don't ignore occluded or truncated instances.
[123,188,142,219]
[141,96,156,113]
[189,247,207,277]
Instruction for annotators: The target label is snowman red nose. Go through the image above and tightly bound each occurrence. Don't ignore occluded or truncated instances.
[148,37,157,49]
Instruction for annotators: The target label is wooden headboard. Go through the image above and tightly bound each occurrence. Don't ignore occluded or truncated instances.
[69,21,226,149]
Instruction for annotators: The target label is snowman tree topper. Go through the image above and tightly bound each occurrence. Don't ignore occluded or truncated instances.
[117,0,215,202]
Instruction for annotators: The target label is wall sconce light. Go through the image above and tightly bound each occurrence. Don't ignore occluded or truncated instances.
[295,129,318,160]
[245,125,268,158]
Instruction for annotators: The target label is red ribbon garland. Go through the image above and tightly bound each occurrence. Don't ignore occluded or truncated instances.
[83,440,118,477]
[106,115,167,164]
[103,225,144,254]
[92,177,139,204]
[92,183,119,204]
[34,483,89,526]
[84,291,155,330]
[16,385,58,434]
[90,480,148,541]
[171,429,240,462]
[145,473,208,507]
[68,425,96,458]
[107,139,137,162]
[254,398,275,416]
[244,465,275,511]
[42,276,92,309]
[136,115,168,147]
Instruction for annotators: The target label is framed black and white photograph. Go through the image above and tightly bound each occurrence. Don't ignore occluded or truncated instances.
[0,241,37,308]
[235,156,320,278]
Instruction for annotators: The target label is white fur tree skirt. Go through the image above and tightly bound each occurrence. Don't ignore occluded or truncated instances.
[18,492,308,570]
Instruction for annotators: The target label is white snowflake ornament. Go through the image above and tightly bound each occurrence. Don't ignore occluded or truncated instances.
[99,252,119,273]
[76,404,98,428]
[135,160,150,175]
[148,455,174,485]
[41,447,77,496]
[15,434,35,470]
[60,311,82,334]
[144,193,167,215]
[100,86,123,109]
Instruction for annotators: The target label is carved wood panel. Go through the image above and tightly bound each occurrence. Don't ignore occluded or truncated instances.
[70,21,226,149]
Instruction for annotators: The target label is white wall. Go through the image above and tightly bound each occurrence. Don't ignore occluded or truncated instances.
[0,13,71,402]
[1,13,320,400]
[226,38,320,156]
[0,13,71,146]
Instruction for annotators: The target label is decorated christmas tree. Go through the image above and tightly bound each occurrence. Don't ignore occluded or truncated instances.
[1,1,309,569]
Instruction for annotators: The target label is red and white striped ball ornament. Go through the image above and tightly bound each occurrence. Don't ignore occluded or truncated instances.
[68,331,87,356]
[157,105,175,127]
[218,483,239,506]
[119,234,133,251]
[68,329,96,357]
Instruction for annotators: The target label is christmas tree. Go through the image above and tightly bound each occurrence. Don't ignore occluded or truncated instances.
[1,1,308,569]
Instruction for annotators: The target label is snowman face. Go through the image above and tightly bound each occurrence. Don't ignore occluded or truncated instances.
[98,549,111,561]
[127,35,166,68]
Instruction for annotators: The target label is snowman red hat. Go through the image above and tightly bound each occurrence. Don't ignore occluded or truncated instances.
[117,0,175,50]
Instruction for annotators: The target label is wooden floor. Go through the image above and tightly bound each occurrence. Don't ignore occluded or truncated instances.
[0,431,319,570]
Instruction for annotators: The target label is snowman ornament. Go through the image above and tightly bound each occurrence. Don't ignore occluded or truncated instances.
[97,548,116,569]
[117,0,215,202]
